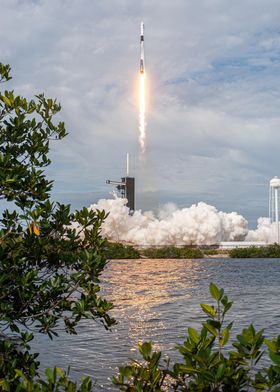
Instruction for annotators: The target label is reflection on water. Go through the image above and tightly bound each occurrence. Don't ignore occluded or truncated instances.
[33,258,280,390]
[104,259,202,352]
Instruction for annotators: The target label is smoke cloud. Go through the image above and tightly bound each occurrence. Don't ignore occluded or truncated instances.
[88,196,249,245]
[246,218,279,243]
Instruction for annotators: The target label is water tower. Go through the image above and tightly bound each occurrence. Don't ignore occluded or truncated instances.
[269,176,280,243]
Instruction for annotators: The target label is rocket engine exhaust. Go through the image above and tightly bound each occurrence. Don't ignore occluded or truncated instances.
[139,21,146,154]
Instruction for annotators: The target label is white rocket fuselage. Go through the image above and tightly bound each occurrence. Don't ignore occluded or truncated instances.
[140,22,145,74]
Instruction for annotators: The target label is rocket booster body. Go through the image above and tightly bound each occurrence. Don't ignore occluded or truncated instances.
[140,21,145,74]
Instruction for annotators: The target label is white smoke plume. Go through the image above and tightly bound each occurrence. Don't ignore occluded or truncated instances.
[246,218,279,243]
[88,196,249,246]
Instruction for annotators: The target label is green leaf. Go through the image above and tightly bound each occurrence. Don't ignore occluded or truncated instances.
[270,352,280,365]
[55,367,64,377]
[203,322,218,337]
[221,326,230,346]
[178,365,200,374]
[5,178,17,183]
[201,303,216,318]
[209,282,221,301]
[139,341,152,360]
[208,319,221,329]
[273,366,280,375]
[188,327,200,343]
[15,369,25,378]
[209,283,221,301]
[45,368,54,381]
[3,95,11,106]
[216,363,226,379]
[209,283,220,301]
[265,338,277,353]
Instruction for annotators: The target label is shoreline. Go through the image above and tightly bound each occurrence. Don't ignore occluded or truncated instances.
[203,254,229,259]
[108,255,231,261]
[104,242,280,259]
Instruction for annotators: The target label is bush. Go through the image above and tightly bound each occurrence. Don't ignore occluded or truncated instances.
[113,283,280,391]
[141,246,203,259]
[103,241,140,259]
[0,62,114,389]
[230,243,280,258]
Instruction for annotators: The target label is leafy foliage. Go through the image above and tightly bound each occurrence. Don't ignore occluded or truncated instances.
[0,63,115,388]
[114,283,280,391]
[0,362,93,391]
[103,241,140,259]
[113,341,170,391]
[141,246,203,259]
[230,244,280,258]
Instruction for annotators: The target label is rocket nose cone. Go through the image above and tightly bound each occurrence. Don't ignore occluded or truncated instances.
[140,21,144,35]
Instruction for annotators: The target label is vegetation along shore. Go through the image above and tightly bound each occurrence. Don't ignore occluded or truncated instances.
[104,241,280,259]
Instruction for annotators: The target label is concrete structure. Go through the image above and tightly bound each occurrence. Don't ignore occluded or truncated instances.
[219,241,266,250]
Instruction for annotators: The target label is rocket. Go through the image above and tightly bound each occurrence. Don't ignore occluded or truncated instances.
[140,21,145,74]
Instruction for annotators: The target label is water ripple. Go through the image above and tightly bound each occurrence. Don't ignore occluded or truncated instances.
[32,258,280,389]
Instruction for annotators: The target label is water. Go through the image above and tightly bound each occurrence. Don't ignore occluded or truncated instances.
[33,258,280,389]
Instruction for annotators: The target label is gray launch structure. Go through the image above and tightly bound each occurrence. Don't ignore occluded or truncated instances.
[106,154,135,213]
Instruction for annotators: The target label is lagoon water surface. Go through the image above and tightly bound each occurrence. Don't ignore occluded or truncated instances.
[34,258,280,389]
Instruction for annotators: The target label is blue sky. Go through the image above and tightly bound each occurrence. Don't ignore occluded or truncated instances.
[1,0,280,226]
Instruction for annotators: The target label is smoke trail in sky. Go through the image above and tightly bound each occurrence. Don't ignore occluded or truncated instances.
[139,73,146,153]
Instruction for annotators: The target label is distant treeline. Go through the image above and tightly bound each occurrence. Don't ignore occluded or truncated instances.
[229,243,280,258]
[103,241,140,259]
[104,242,207,259]
[103,241,280,259]
[103,242,204,259]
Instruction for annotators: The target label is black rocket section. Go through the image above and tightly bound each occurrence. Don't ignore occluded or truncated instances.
[140,21,145,74]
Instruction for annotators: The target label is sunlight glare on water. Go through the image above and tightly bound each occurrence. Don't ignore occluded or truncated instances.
[33,258,280,389]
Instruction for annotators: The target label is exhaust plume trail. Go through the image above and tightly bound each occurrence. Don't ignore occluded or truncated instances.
[139,72,146,153]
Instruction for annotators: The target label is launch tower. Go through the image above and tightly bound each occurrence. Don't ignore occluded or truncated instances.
[106,154,135,213]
